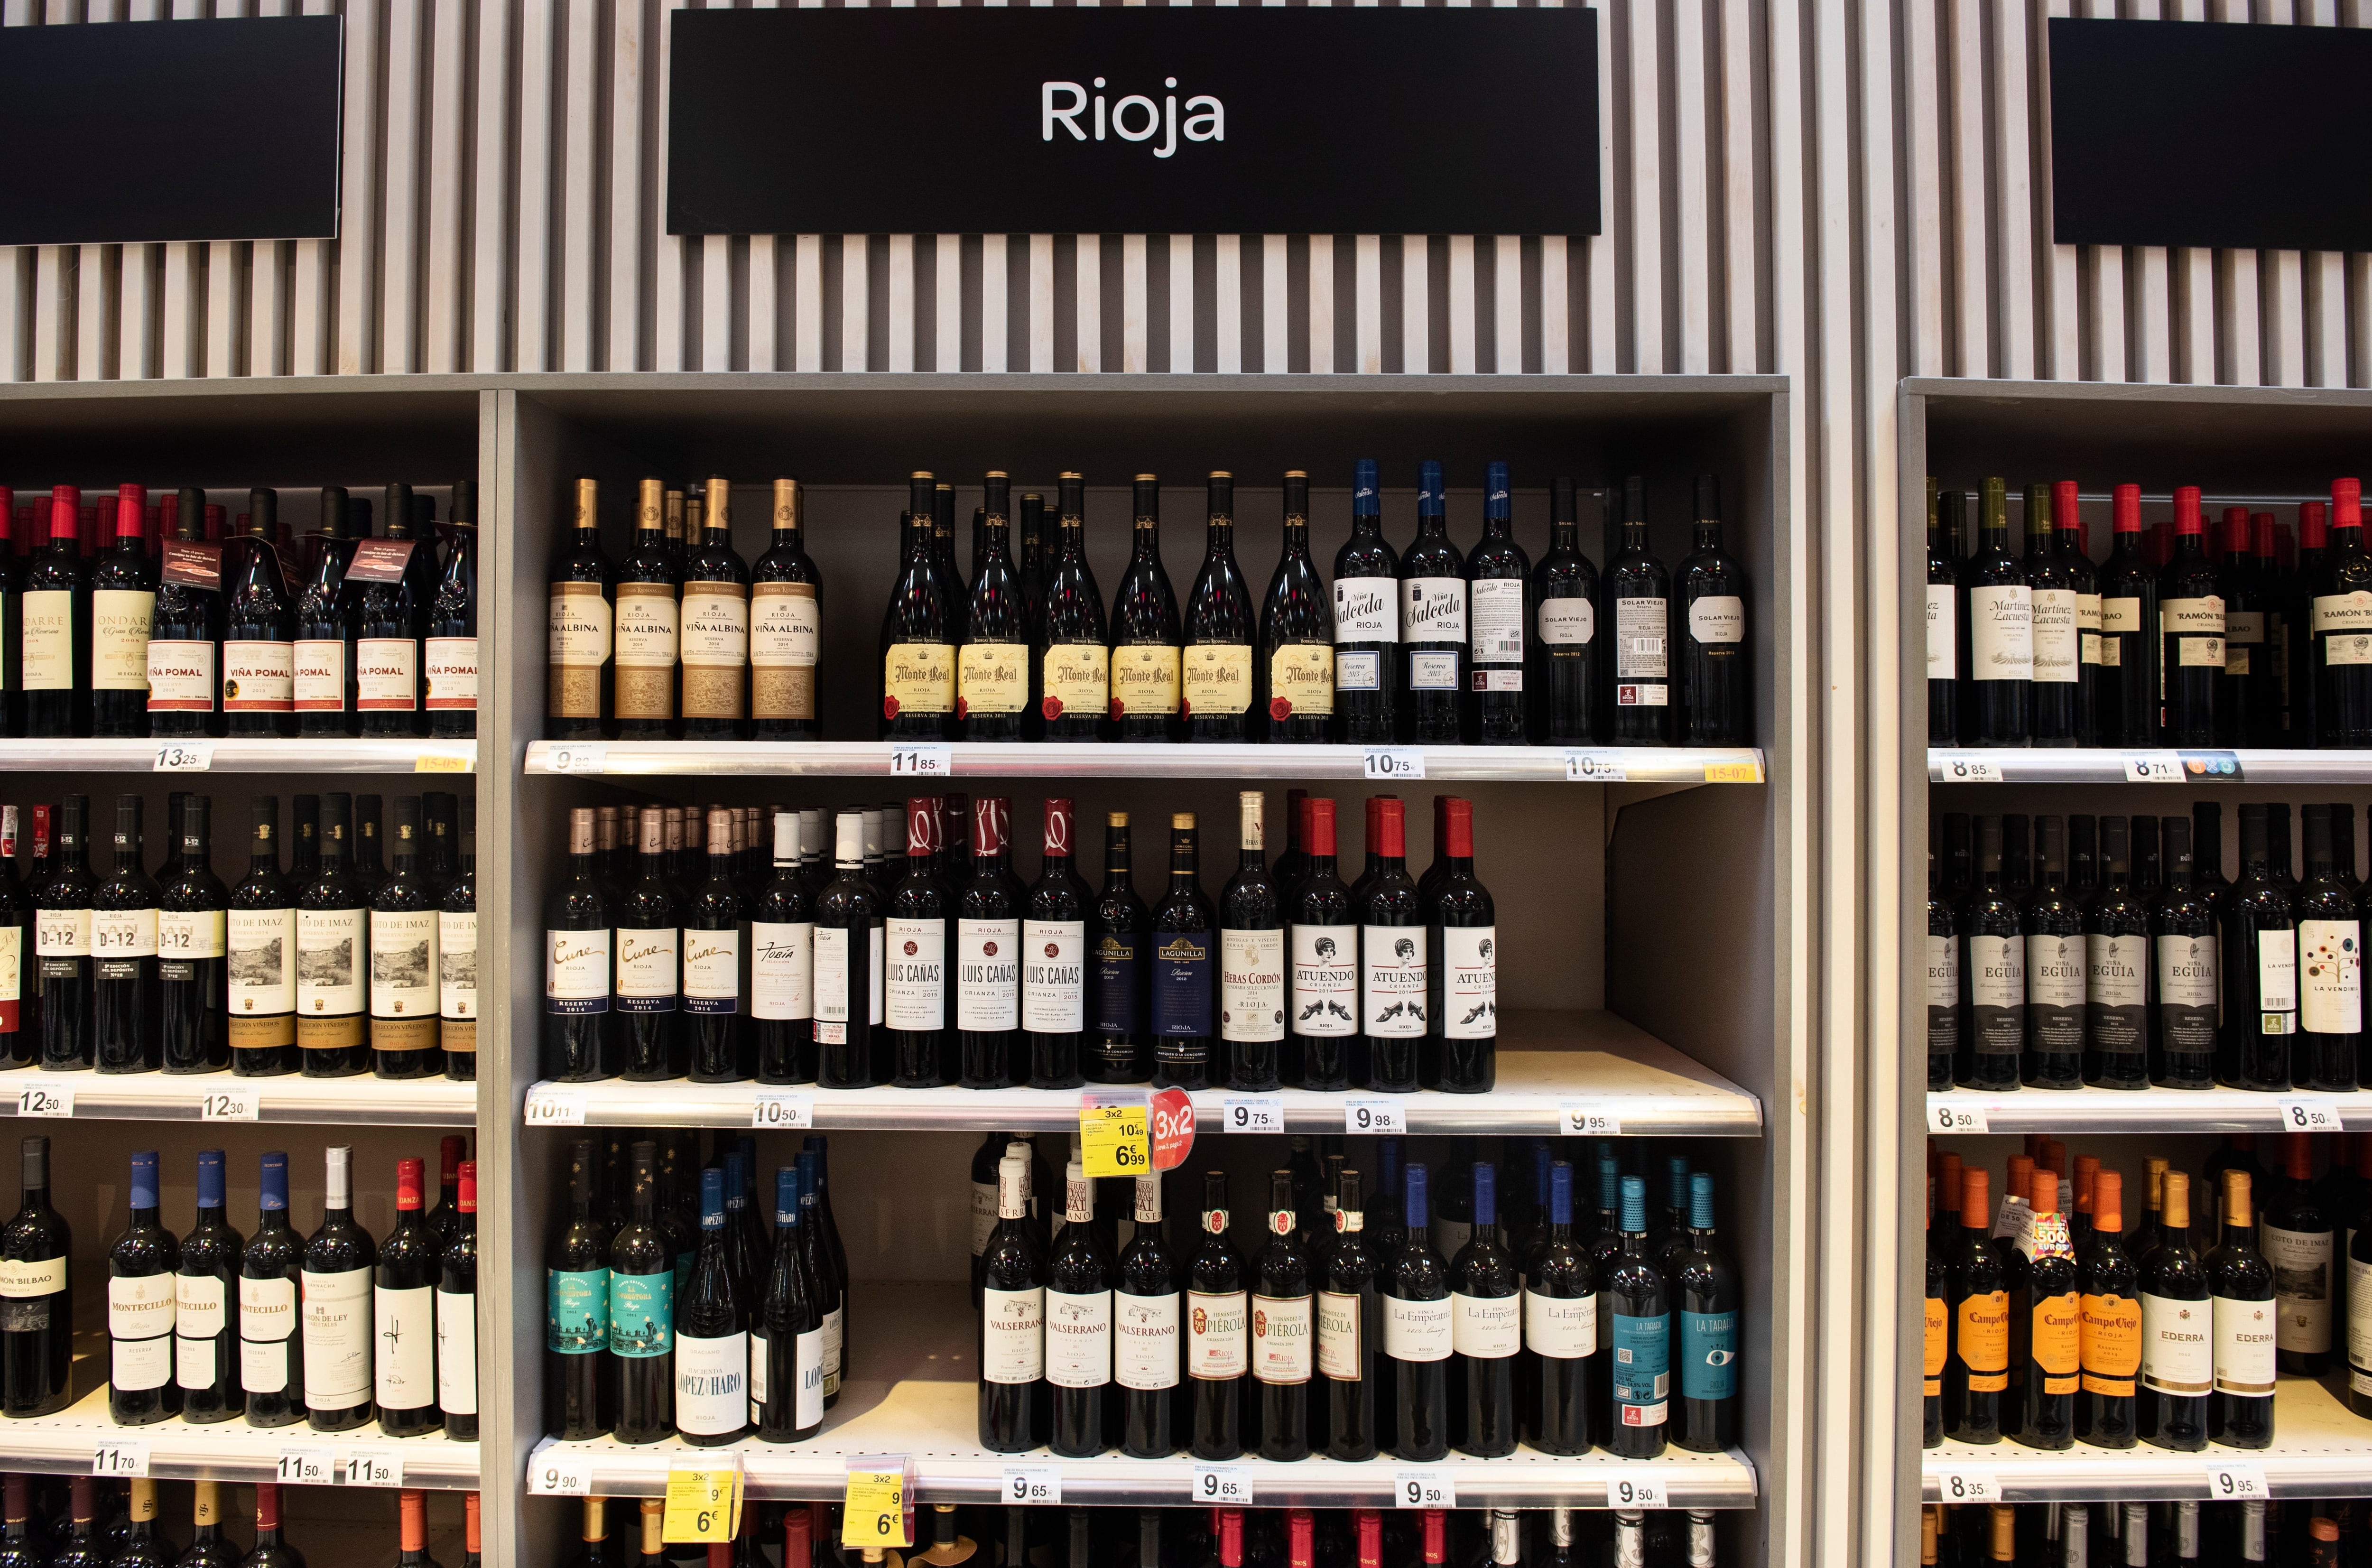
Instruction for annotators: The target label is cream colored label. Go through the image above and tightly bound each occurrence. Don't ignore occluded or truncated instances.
[1269,644,1334,719]
[1040,643,1109,722]
[355,639,416,710]
[959,641,1029,716]
[370,908,438,1022]
[2101,596,2143,633]
[2315,591,2372,634]
[296,907,365,1016]
[158,909,227,960]
[21,591,72,690]
[884,642,955,717]
[92,589,154,690]
[547,583,610,719]
[1181,643,1253,717]
[679,584,748,721]
[751,582,820,722]
[1113,643,1182,716]
[293,640,345,712]
[227,909,297,1014]
[424,639,477,710]
[612,584,679,666]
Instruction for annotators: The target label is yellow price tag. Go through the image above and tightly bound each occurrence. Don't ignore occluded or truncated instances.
[660,1464,742,1544]
[412,751,472,773]
[843,1468,910,1549]
[1079,1100,1150,1178]
[1703,760,1762,784]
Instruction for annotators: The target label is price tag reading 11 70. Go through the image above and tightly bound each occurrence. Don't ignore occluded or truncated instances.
[1079,1100,1150,1178]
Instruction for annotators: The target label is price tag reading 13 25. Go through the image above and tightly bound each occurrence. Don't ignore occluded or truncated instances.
[1079,1100,1150,1178]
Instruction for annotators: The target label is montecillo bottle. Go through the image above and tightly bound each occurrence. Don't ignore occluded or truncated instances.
[1183,472,1256,743]
[1112,475,1183,742]
[158,795,229,1073]
[1036,473,1108,741]
[1398,461,1465,744]
[108,1149,180,1424]
[176,1148,242,1423]
[1334,459,1399,743]
[960,473,1030,742]
[881,473,957,741]
[1260,472,1333,742]
[32,794,93,1071]
[2219,803,2298,1091]
[2159,484,2226,745]
[296,793,369,1076]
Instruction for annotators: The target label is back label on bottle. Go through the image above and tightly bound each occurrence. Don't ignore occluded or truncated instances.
[813,926,852,1042]
[374,1282,437,1410]
[436,1286,478,1414]
[1615,597,1669,680]
[1468,578,1525,663]
[2301,918,2362,1034]
[2257,928,2299,1033]
[1612,1309,1670,1420]
[1219,927,1284,1043]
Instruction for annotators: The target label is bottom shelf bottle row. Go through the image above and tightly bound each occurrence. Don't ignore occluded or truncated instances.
[1922,1494,2358,1566]
[1,1473,479,1567]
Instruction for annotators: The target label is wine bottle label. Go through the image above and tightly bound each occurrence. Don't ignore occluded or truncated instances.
[1406,649,1460,691]
[1023,919,1086,1034]
[1686,594,1746,647]
[1382,1294,1453,1362]
[112,1332,174,1395]
[90,588,154,690]
[2350,1256,2372,1374]
[958,641,1029,717]
[970,1181,999,1258]
[2097,595,2144,635]
[1466,578,1524,664]
[1039,643,1110,723]
[2225,608,2265,647]
[20,590,73,690]
[93,908,158,961]
[299,1265,373,1408]
[544,928,611,1014]
[1252,1292,1314,1383]
[1925,587,1955,677]
[1219,928,1284,1043]
[956,918,1021,1031]
[226,907,299,1021]
[373,1282,437,1410]
[2027,1292,2080,1395]
[1964,934,2022,1055]
[1334,649,1383,693]
[1452,1292,1521,1359]
[2023,932,2084,1050]
[369,907,439,1036]
[1111,643,1182,716]
[34,908,90,958]
[609,1271,675,1360]
[1681,1308,1740,1400]
[236,1275,296,1393]
[1614,597,1669,680]
[2026,588,2077,683]
[1967,585,2035,679]
[424,638,478,710]
[883,642,957,718]
[2140,1291,2213,1394]
[176,1308,225,1392]
[2157,933,2217,1052]
[1361,926,1427,1037]
[1181,643,1253,717]
[547,1268,608,1354]
[146,639,217,712]
[1117,1291,1181,1389]
[794,1324,826,1423]
[1612,1310,1670,1421]
[1265,644,1334,721]
[1150,930,1214,1037]
[678,928,739,1015]
[884,917,947,1030]
[869,924,889,1031]
[679,585,751,721]
[2214,1294,2277,1395]
[611,582,680,722]
[222,640,297,712]
[1335,577,1397,642]
[982,1286,1047,1383]
[2162,596,2226,670]
[2257,928,2299,1034]
[1289,924,1358,1038]
[751,582,821,724]
[0,926,16,1030]
[1046,1288,1114,1389]
[2262,1224,2333,1354]
[1315,1290,1364,1378]
[436,1287,478,1414]
[1526,1290,1598,1359]
[814,926,853,1042]
[355,638,418,711]
[751,921,815,1021]
[1187,1289,1250,1378]
[170,1278,225,1396]
[676,1329,750,1434]
[290,907,367,1024]
[1440,926,1496,1040]
[1401,577,1466,644]
[1954,1289,2010,1392]
[2316,589,2372,640]
[2302,918,2362,1034]
[437,910,477,1025]
[1093,930,1144,1035]
[2077,594,2103,647]
[1472,669,1523,692]
[109,1272,177,1392]
[2079,1292,2140,1396]
[1924,934,1958,1050]
[614,927,680,1012]
[158,909,228,962]
[2084,932,2147,1055]
[1539,596,1595,648]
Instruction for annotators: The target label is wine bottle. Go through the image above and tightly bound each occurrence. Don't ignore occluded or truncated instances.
[21,488,86,739]
[2199,1169,2275,1451]
[1234,1169,1309,1463]
[755,1163,824,1443]
[1304,1164,1377,1463]
[1331,458,1399,744]
[301,1144,376,1432]
[1382,1162,1453,1462]
[1956,478,2031,747]
[146,486,220,738]
[881,473,958,741]
[684,807,745,1083]
[1035,473,1109,740]
[1106,475,1181,742]
[371,1156,441,1436]
[547,478,613,739]
[1180,472,1256,743]
[108,1149,181,1424]
[611,478,679,740]
[355,491,426,738]
[741,476,823,738]
[2081,816,2149,1089]
[1360,797,1426,1094]
[876,798,949,1089]
[2011,1167,2077,1452]
[2073,1168,2139,1448]
[154,796,229,1073]
[176,1148,243,1423]
[291,793,368,1077]
[1088,812,1150,1085]
[1183,1169,1248,1461]
[2020,815,2082,1090]
[1215,792,1285,1093]
[1286,798,1358,1093]
[2138,1169,2210,1451]
[1457,461,1530,745]
[432,797,477,1081]
[1924,477,1959,745]
[90,485,155,739]
[2087,482,2153,746]
[175,1480,238,1568]
[220,797,298,1077]
[610,1141,674,1443]
[1249,471,1333,743]
[2313,477,2372,743]
[951,796,1019,1089]
[1395,461,1465,744]
[753,809,817,1085]
[221,491,296,738]
[979,1146,1045,1452]
[1109,1173,1179,1459]
[0,808,25,1072]
[675,1166,750,1446]
[615,807,682,1082]
[1955,816,2022,1091]
[801,1137,852,1406]
[2218,804,2298,1091]
[426,479,479,738]
[435,1159,478,1441]
[2262,1134,2332,1381]
[2018,481,2079,748]
[1025,798,1090,1091]
[240,1150,305,1427]
[289,487,354,738]
[718,1149,759,1320]
[678,479,750,740]
[814,809,883,1090]
[92,793,160,1073]
[958,473,1029,742]
[2148,816,2217,1090]
[1924,850,1958,1093]
[2158,484,2225,744]
[547,1139,613,1440]
[545,809,617,1083]
[1046,1158,1114,1458]
[366,798,442,1078]
[1427,798,1497,1093]
[1525,1160,1597,1456]
[1600,476,1673,744]
[0,1134,67,1418]
[33,793,93,1071]
[1448,1162,1519,1457]
[2218,504,2273,745]
[1149,813,1215,1091]
[2294,804,2361,1091]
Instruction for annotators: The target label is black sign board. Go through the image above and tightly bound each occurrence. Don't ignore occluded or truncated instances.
[666,8,1600,238]
[2049,17,2372,253]
[0,16,341,249]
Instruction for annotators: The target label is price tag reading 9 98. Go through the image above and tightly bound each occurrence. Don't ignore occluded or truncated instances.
[1079,1099,1150,1178]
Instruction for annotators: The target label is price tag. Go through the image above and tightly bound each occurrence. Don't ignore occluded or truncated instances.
[342,1450,402,1487]
[2177,751,2245,780]
[413,749,472,774]
[152,743,213,773]
[16,1085,73,1119]
[1556,1102,1622,1136]
[1080,1099,1151,1177]
[842,1466,911,1550]
[1933,752,2004,784]
[1393,1469,1455,1509]
[889,745,952,778]
[528,1452,590,1495]
[277,1447,335,1486]
[751,1092,815,1130]
[662,1460,744,1544]
[1929,1101,1988,1135]
[2205,1461,2269,1501]
[200,1086,261,1122]
[1702,760,1763,784]
[2279,1097,2343,1133]
[541,743,606,776]
[1935,1467,1999,1505]
[2123,751,2185,784]
[90,1441,148,1478]
[524,1088,585,1126]
[1002,1466,1063,1506]
[1362,747,1427,780]
[1345,1097,1406,1136]
[1607,1474,1668,1510]
[1222,1096,1285,1135]
[1565,750,1629,783]
[1192,1464,1253,1505]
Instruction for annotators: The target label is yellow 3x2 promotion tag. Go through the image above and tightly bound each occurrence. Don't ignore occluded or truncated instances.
[660,1463,742,1544]
[1078,1100,1150,1178]
[843,1467,910,1549]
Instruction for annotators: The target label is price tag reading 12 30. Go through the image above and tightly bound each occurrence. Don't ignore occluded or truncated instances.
[200,1086,261,1122]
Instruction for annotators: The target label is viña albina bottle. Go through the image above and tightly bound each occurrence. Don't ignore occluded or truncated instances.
[960,473,1030,741]
[437,1160,479,1441]
[1112,475,1184,742]
[2220,803,2298,1091]
[1036,473,1108,740]
[1465,462,1530,745]
[1024,798,1090,1091]
[1334,459,1399,743]
[1603,475,1672,744]
[548,1140,614,1440]
[296,794,370,1077]
[1187,1169,1249,1460]
[610,478,678,740]
[882,473,958,741]
[545,809,616,1083]
[610,1141,675,1443]
[1220,791,1284,1093]
[1261,471,1334,741]
[1449,1161,1520,1457]
[159,796,229,1073]
[92,793,161,1073]
[814,809,884,1090]
[302,1144,377,1433]
[1289,798,1358,1093]
[751,477,822,739]
[1398,461,1466,743]
[108,1149,181,1424]
[240,1150,305,1428]
[1361,798,1426,1094]
[375,1156,443,1437]
[90,484,155,738]
[755,1164,824,1443]
[1116,1173,1180,1457]
[2160,484,2226,744]
[685,807,745,1084]
[679,479,750,741]
[1183,472,1257,742]
[1047,1159,1114,1457]
[979,1146,1045,1452]
[676,1166,750,1446]
[177,1147,243,1423]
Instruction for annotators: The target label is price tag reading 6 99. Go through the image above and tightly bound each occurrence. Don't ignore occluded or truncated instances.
[1078,1100,1150,1178]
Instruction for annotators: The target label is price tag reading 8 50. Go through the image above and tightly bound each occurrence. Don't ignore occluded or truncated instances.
[1080,1099,1150,1178]
[2278,1098,2342,1133]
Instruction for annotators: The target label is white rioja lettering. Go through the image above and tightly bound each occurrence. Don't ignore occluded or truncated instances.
[1042,79,1223,158]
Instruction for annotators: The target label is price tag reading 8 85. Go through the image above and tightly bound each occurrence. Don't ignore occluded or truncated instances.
[1933,752,2003,784]
[1079,1099,1150,1178]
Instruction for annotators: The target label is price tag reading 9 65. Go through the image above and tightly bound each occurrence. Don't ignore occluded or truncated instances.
[1607,1474,1667,1510]
[1393,1469,1455,1509]
[1362,747,1427,781]
[2206,1462,2269,1501]
[16,1086,72,1119]
[1003,1466,1062,1506]
[90,1441,148,1477]
[1345,1097,1406,1136]
[1223,1096,1284,1135]
[751,1092,814,1130]
[1193,1465,1253,1505]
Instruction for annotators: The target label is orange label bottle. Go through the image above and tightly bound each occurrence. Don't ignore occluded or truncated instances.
[2032,1291,2082,1394]
[1924,1296,1948,1395]
[1956,1290,2011,1392]
[2080,1291,2142,1396]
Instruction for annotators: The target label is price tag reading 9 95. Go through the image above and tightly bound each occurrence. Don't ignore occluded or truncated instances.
[1079,1098,1150,1178]
[1222,1096,1284,1135]
[1607,1474,1667,1510]
[2205,1462,2269,1501]
[1345,1097,1406,1136]
[1557,1102,1622,1137]
[1002,1466,1062,1506]
[1393,1469,1455,1509]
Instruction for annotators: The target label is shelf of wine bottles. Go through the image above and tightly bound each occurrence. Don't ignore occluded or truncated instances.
[0,1387,482,1487]
[1923,1087,2372,1138]
[0,1474,480,1565]
[526,1010,1759,1135]
[1928,747,2372,786]
[0,739,477,776]
[1922,1496,2339,1563]
[0,1071,473,1127]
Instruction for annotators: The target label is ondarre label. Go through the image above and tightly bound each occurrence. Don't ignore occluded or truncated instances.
[92,589,154,690]
[1181,644,1252,717]
[1112,643,1182,717]
[1268,644,1334,720]
[883,642,955,718]
[20,591,72,690]
[958,642,1028,717]
[1040,643,1109,722]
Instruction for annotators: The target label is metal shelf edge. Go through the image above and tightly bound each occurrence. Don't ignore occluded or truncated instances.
[1926,1089,2372,1134]
[1927,746,2368,784]
[0,739,477,775]
[0,1073,478,1127]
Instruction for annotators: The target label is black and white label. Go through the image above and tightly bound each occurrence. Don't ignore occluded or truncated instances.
[957,918,1021,1032]
[2031,588,2079,683]
[1335,649,1383,692]
[1402,578,1466,644]
[436,1287,478,1415]
[2086,931,2150,1055]
[1362,926,1427,1037]
[2262,1224,2333,1355]
[2258,929,2299,1034]
[884,917,946,1032]
[1046,1288,1112,1389]
[1116,1291,1182,1390]
[238,1275,296,1393]
[1219,928,1285,1043]
[1407,650,1460,691]
[1966,933,2023,1055]
[369,908,438,1021]
[1383,1294,1453,1363]
[229,909,300,1012]
[373,1282,437,1411]
[1440,925,1495,1039]
[813,927,852,1042]
[175,1275,227,1391]
[1334,578,1397,643]
[1452,1292,1522,1359]
[1614,597,1668,679]
[676,1329,749,1435]
[2158,933,2218,1052]
[300,1266,373,1409]
[1686,594,1745,646]
[1290,924,1359,1037]
[1022,919,1086,1034]
[1926,587,1955,678]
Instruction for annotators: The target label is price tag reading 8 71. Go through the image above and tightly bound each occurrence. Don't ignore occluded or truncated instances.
[1079,1099,1150,1178]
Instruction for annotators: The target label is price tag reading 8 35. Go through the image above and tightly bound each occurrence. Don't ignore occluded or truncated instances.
[1078,1099,1150,1178]
[1393,1469,1455,1509]
[1935,1467,1999,1505]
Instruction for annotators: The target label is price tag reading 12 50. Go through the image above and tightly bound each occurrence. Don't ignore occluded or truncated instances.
[1079,1100,1150,1178]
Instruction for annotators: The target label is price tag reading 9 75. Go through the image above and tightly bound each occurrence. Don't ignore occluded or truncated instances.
[1223,1096,1284,1135]
[1607,1475,1667,1510]
[1345,1097,1406,1136]
[1393,1469,1455,1509]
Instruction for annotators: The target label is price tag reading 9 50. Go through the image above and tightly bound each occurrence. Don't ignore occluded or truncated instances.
[888,744,952,777]
[1345,1097,1406,1136]
[1607,1474,1667,1510]
[90,1441,148,1477]
[751,1092,814,1130]
[1003,1466,1062,1506]
[1079,1099,1151,1178]
[2206,1462,2269,1501]
[1362,747,1427,781]
[16,1086,72,1119]
[1393,1469,1455,1509]
[1222,1096,1284,1135]
[1193,1465,1253,1506]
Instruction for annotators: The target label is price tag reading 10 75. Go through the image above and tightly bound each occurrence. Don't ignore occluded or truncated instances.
[1079,1101,1150,1178]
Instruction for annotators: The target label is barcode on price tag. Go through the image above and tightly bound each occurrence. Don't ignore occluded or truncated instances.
[1192,1465,1253,1505]
[1003,1466,1062,1506]
[2279,1098,2343,1133]
[342,1450,402,1487]
[2123,752,2185,784]
[1935,1468,1999,1505]
[1393,1470,1455,1509]
[2206,1462,2269,1501]
[529,1452,590,1495]
[1933,752,2004,784]
[152,743,213,773]
[278,1448,334,1486]
[1223,1097,1284,1135]
[1362,747,1426,780]
[524,1089,585,1126]
[889,745,952,777]
[16,1086,72,1119]
[1557,1102,1621,1136]
[751,1092,814,1130]
[200,1086,261,1122]
[541,744,606,776]
[1606,1474,1666,1510]
[1345,1097,1406,1136]
[1930,1101,1988,1135]
[91,1441,148,1477]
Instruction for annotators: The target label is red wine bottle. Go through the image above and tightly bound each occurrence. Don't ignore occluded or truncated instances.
[813,810,883,1091]
[1087,812,1149,1085]
[21,486,87,739]
[1184,473,1256,743]
[957,797,1022,1090]
[1112,476,1182,742]
[684,807,746,1084]
[1464,462,1529,745]
[107,1149,180,1424]
[1150,813,1214,1091]
[1024,798,1090,1090]
[90,484,154,739]
[753,809,817,1086]
[676,1166,750,1445]
[881,473,957,741]
[2020,480,2079,748]
[979,1146,1045,1452]
[1116,1173,1179,1457]
[2314,478,2372,744]
[1397,462,1465,743]
[1260,473,1333,742]
[1963,478,2032,748]
[301,1143,377,1432]
[1318,1166,1380,1460]
[1288,798,1357,1092]
[91,793,160,1074]
[1359,798,1425,1094]
[1924,477,1958,745]
[609,1141,675,1443]
[1603,476,1672,745]
[375,1156,444,1436]
[1334,459,1398,744]
[438,1159,479,1440]
[1046,1158,1113,1457]
[1186,1169,1247,1460]
[616,807,682,1083]
[1220,792,1283,1092]
[426,479,479,738]
[356,486,426,738]
[1251,1169,1313,1461]
[885,798,951,1088]
[960,473,1029,741]
[239,1150,305,1428]
[2159,484,2224,745]
[1384,1162,1452,1461]
[1427,798,1495,1093]
[680,480,750,742]
[750,477,821,740]
[2217,503,2273,746]
[2218,804,2297,1092]
[2295,804,2360,1094]
[610,478,678,740]
[222,490,296,739]
[1449,1162,1519,1456]
[1036,473,1108,740]
[177,1147,243,1423]
[2204,1171,2275,1449]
